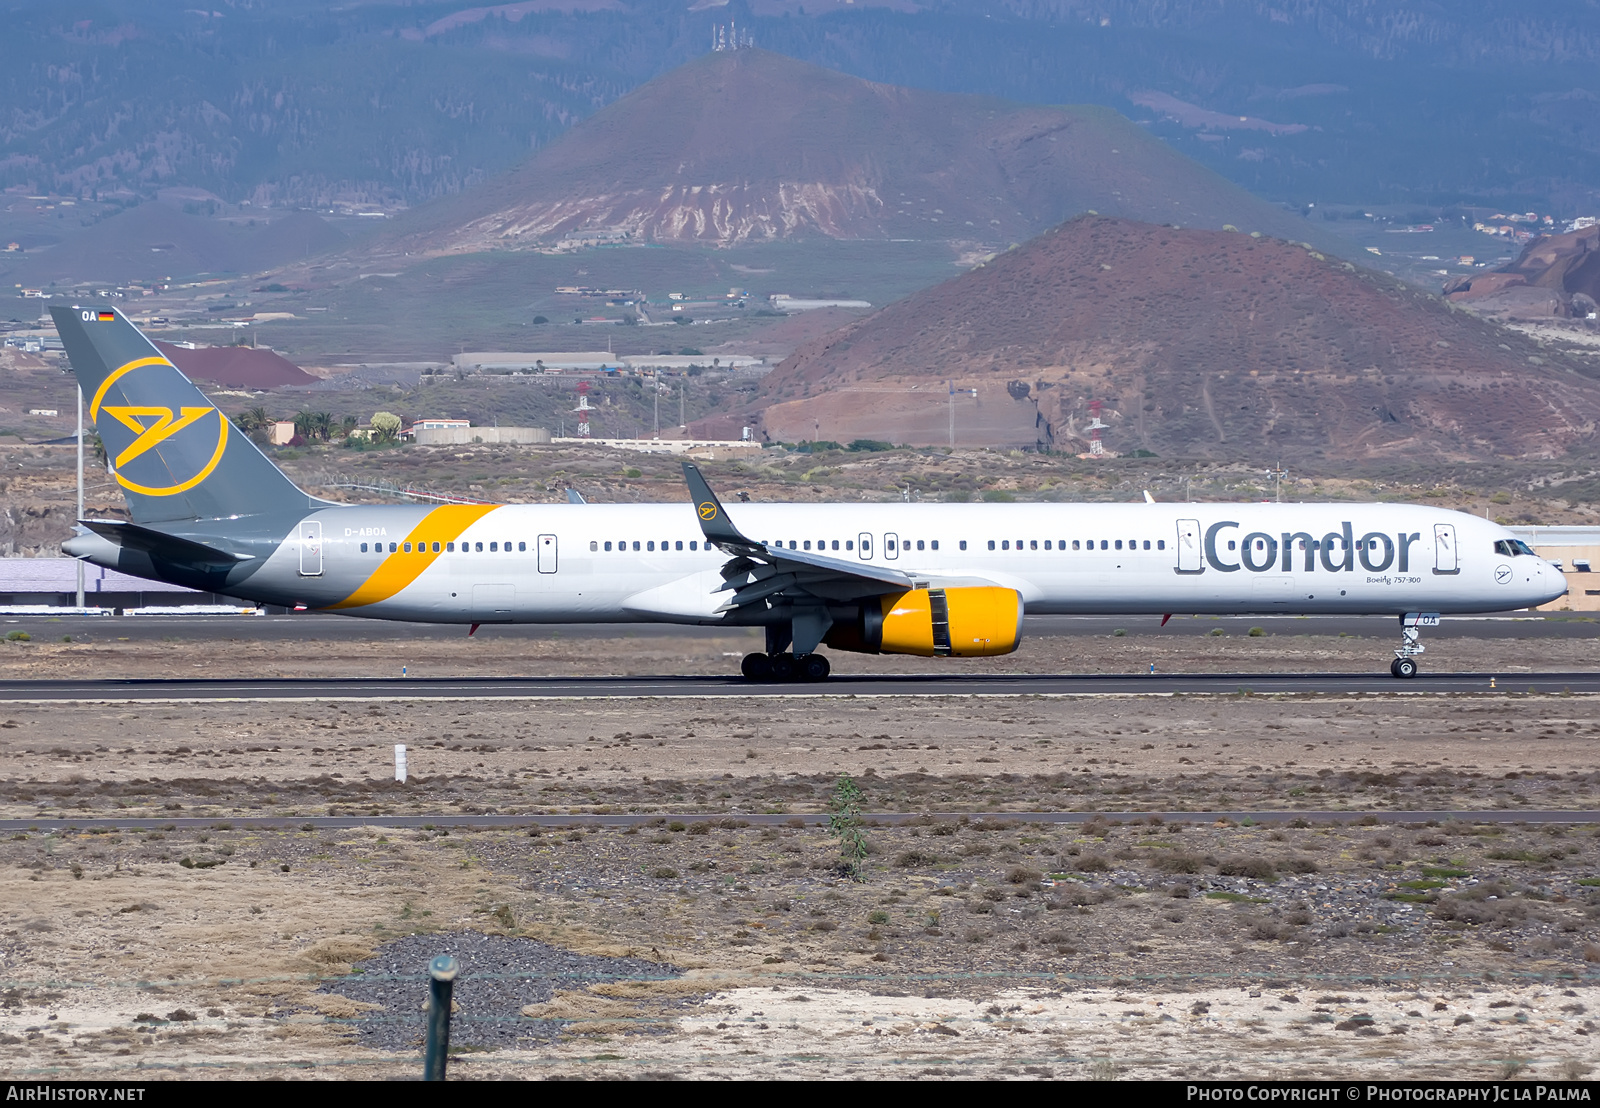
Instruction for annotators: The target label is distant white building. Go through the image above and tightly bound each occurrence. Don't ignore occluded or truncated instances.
[768,294,872,312]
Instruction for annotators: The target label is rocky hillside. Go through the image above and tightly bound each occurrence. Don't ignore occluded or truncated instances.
[753,216,1600,461]
[1445,226,1600,321]
[382,49,1336,255]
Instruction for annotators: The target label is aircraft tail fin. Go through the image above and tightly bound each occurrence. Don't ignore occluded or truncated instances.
[50,305,315,524]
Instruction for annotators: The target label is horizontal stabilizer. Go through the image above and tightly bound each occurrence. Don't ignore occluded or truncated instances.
[79,519,252,570]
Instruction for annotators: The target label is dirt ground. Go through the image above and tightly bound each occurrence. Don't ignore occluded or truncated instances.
[3,630,1600,1079]
[1,623,1596,680]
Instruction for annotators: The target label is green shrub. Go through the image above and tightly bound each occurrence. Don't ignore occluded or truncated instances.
[5,631,29,642]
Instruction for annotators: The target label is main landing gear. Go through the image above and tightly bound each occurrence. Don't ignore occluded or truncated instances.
[741,651,831,682]
[741,616,833,682]
[1389,612,1437,679]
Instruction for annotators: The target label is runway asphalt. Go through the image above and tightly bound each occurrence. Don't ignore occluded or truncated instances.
[2,810,1596,832]
[0,670,1596,701]
[4,611,1600,643]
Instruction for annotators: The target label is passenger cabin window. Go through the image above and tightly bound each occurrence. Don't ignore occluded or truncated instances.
[1158,540,1165,550]
[604,541,612,551]
[1029,540,1037,551]
[988,540,996,550]
[1072,540,1080,550]
[591,541,599,552]
[360,542,368,553]
[931,540,939,551]
[846,540,854,551]
[958,540,966,551]
[1001,540,1010,551]
[1143,540,1151,550]
[475,542,483,552]
[518,542,525,552]
[389,542,398,553]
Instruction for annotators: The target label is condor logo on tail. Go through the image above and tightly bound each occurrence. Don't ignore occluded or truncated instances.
[90,356,230,497]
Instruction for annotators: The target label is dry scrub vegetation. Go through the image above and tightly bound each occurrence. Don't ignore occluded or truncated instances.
[3,816,1600,1079]
[2,682,1600,1077]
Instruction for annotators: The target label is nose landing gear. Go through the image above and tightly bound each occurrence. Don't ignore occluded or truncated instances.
[1390,612,1438,679]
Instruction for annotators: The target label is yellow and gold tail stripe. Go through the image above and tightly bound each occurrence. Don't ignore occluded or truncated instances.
[327,504,499,610]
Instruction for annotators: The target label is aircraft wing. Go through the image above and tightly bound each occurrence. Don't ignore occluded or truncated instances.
[681,462,914,615]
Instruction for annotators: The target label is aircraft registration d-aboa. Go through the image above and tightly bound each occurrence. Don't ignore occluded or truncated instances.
[53,306,1566,680]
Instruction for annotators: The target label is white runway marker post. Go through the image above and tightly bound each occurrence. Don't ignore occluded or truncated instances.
[395,744,408,784]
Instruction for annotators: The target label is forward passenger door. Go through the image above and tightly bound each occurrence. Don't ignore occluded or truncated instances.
[1433,523,1459,575]
[1175,519,1201,574]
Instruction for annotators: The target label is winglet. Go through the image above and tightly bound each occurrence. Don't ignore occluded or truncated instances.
[683,462,757,551]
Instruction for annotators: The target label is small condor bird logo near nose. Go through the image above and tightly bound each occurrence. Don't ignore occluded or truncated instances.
[698,501,718,521]
[1495,564,1513,584]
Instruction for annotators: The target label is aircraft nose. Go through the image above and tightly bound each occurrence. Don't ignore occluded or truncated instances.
[1542,560,1569,601]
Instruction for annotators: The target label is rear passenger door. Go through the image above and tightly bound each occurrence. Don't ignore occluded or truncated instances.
[537,534,557,574]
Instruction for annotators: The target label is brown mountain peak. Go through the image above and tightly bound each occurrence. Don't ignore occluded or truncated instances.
[384,51,1341,255]
[755,216,1600,461]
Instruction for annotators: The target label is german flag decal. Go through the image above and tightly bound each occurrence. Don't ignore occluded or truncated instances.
[96,311,115,322]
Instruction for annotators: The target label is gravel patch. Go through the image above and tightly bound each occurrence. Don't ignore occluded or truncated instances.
[320,931,680,1052]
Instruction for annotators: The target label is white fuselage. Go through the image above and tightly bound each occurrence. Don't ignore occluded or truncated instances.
[248,500,1566,623]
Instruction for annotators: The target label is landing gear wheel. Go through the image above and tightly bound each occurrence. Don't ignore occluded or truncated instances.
[767,652,797,682]
[1393,657,1418,679]
[741,652,773,681]
[1389,658,1402,678]
[800,653,832,681]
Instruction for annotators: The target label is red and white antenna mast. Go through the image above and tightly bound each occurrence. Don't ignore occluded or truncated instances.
[1086,400,1107,457]
[574,382,594,439]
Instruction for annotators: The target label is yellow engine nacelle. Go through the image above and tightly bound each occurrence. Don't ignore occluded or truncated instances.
[825,587,1023,657]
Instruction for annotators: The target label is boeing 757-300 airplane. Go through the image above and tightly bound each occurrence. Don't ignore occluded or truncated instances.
[51,305,1566,680]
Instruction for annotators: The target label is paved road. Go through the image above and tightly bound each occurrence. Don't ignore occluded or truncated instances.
[1,810,1593,832]
[4,612,1599,644]
[0,670,1594,702]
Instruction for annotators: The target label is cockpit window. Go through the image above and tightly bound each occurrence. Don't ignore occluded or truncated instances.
[1494,539,1537,557]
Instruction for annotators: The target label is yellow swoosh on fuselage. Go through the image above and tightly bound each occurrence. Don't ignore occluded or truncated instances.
[326,504,500,610]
